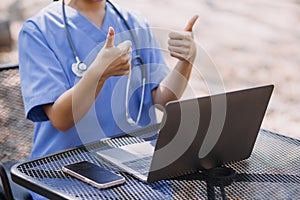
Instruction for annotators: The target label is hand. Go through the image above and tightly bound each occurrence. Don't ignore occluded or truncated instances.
[168,15,199,63]
[91,27,132,79]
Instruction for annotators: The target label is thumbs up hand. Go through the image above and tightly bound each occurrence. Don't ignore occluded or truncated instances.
[92,27,132,79]
[168,15,199,63]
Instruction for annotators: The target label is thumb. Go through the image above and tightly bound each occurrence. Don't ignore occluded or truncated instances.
[104,27,115,48]
[184,15,199,32]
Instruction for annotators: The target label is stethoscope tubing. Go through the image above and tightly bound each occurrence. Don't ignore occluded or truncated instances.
[61,0,146,126]
[62,0,80,63]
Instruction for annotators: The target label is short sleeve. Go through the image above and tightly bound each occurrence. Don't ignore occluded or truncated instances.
[19,21,70,122]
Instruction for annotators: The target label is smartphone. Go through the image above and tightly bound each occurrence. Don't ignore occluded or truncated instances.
[62,161,125,189]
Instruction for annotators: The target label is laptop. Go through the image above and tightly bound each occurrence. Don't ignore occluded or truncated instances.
[97,84,274,182]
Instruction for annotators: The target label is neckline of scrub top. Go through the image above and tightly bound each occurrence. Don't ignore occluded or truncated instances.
[60,2,116,44]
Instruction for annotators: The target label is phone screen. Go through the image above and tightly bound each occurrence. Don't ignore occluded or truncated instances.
[62,161,125,188]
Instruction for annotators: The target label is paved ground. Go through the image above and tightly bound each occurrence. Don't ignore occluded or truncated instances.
[0,0,299,163]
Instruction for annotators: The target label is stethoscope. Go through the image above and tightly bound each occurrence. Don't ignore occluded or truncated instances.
[61,0,146,126]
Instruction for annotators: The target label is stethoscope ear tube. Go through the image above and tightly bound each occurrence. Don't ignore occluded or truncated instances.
[62,0,147,126]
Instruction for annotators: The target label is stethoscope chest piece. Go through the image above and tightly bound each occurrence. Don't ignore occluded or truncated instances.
[72,61,87,77]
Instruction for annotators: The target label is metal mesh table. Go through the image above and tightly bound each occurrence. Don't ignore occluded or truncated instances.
[11,129,300,199]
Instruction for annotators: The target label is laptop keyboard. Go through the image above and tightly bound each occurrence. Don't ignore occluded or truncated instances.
[122,156,152,176]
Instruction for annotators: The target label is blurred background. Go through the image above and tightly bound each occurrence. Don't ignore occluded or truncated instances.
[0,0,299,162]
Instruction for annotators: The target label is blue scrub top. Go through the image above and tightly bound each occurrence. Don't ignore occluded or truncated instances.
[19,2,169,160]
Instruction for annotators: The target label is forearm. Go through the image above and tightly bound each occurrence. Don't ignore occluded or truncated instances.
[43,68,106,132]
[153,60,192,107]
[153,15,198,107]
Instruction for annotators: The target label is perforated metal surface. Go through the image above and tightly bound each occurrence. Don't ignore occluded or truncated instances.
[12,129,300,199]
[223,130,300,199]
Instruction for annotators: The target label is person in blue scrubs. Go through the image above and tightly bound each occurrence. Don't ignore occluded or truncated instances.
[19,0,198,199]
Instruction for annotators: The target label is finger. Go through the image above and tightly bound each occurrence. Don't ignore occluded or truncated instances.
[184,15,199,32]
[120,55,131,65]
[168,38,189,47]
[168,46,189,55]
[170,51,185,61]
[169,31,192,40]
[112,54,131,66]
[115,63,131,76]
[122,62,131,71]
[117,40,132,52]
[104,26,115,48]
